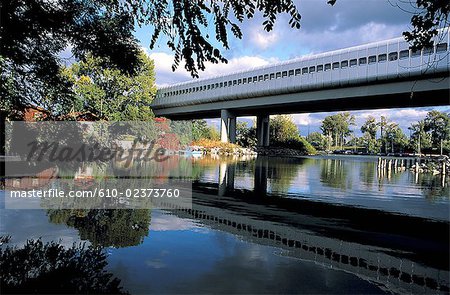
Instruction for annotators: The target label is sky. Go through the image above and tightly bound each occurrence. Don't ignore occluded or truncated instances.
[134,0,449,136]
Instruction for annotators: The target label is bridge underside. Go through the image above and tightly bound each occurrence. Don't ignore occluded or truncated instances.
[153,77,450,146]
[154,78,450,120]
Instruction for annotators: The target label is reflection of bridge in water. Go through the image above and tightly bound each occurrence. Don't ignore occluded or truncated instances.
[162,157,449,294]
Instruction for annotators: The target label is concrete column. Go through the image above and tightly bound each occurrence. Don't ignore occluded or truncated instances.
[229,117,236,144]
[257,114,270,147]
[220,109,236,143]
[220,110,229,143]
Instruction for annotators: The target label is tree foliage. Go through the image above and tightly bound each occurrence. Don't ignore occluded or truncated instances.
[192,119,219,142]
[423,110,450,155]
[306,131,327,150]
[236,121,257,148]
[270,115,300,144]
[0,0,141,112]
[403,0,450,50]
[361,116,377,140]
[360,116,379,153]
[62,50,156,120]
[269,115,316,154]
[383,122,408,153]
[409,119,432,154]
[139,0,301,77]
[320,112,355,149]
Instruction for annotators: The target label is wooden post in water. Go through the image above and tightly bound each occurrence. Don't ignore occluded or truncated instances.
[442,162,446,176]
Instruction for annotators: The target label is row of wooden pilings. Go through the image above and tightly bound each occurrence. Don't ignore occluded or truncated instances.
[377,157,447,175]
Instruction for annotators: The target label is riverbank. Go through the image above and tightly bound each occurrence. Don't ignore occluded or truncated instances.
[190,139,256,156]
[191,139,317,156]
[255,146,315,157]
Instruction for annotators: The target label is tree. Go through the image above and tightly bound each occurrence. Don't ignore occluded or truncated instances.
[377,116,389,154]
[383,122,408,153]
[0,0,142,114]
[424,110,450,155]
[191,119,219,142]
[62,51,156,120]
[236,121,256,148]
[270,115,300,144]
[306,132,327,150]
[206,125,220,141]
[408,119,431,155]
[320,112,355,149]
[361,133,379,154]
[361,116,378,139]
[192,120,209,142]
[361,116,379,154]
[269,115,316,154]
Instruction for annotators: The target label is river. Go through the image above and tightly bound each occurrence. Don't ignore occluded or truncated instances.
[1,155,449,294]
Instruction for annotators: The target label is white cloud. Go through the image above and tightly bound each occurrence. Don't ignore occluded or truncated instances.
[250,27,279,50]
[147,51,278,86]
[147,52,192,87]
[354,108,429,122]
[149,211,206,232]
[291,113,322,126]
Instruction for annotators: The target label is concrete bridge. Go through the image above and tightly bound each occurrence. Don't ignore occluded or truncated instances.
[152,31,450,145]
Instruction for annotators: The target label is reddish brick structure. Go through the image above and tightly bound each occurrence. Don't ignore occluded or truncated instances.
[5,167,58,190]
[8,105,50,121]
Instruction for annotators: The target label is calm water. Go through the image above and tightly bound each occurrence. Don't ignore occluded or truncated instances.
[1,155,449,294]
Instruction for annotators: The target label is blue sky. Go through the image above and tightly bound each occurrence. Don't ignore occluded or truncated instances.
[134,0,449,136]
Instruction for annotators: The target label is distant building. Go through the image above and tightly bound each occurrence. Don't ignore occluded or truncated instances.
[8,105,50,121]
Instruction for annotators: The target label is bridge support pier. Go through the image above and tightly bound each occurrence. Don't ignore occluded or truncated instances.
[257,114,270,147]
[220,109,236,143]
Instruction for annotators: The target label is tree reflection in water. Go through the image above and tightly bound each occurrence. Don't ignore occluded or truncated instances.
[267,157,302,193]
[47,209,151,248]
[320,159,350,190]
[417,173,450,200]
[0,237,128,294]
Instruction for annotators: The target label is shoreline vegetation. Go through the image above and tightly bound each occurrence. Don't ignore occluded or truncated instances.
[190,111,449,176]
[190,110,449,165]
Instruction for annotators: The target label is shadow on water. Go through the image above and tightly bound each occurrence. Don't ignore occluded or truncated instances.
[175,155,450,293]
